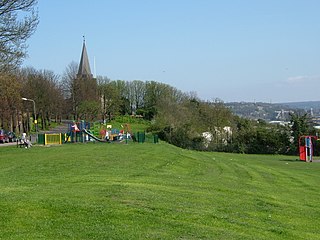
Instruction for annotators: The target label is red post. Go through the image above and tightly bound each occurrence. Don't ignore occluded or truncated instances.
[299,145,306,161]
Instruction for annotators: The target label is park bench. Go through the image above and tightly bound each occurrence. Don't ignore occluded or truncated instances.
[16,138,28,148]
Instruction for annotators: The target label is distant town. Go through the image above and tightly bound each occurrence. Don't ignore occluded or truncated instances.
[225,101,320,127]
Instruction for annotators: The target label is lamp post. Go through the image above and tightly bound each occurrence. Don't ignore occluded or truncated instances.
[22,97,37,141]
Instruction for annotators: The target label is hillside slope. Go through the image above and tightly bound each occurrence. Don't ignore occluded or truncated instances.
[0,143,319,239]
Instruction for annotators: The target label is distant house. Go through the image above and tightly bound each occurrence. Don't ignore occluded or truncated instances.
[202,126,232,148]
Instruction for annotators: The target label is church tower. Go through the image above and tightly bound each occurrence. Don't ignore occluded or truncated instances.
[77,37,93,79]
[72,37,98,120]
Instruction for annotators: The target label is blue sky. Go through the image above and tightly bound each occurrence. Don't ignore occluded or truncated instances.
[23,0,320,103]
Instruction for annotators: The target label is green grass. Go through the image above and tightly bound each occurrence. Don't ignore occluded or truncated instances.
[0,142,320,239]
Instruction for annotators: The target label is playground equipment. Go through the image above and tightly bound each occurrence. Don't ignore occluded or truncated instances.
[65,121,131,143]
[65,121,95,143]
[83,128,107,142]
[37,120,159,145]
[299,135,318,162]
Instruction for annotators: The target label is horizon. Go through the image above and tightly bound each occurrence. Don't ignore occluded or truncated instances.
[225,100,320,104]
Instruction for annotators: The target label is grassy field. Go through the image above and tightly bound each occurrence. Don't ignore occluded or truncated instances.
[0,142,320,239]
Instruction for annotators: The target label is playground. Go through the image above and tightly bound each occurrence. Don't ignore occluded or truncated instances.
[37,120,159,146]
[35,123,320,164]
[20,121,320,165]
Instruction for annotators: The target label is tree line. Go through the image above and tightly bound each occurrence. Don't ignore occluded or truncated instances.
[1,62,315,155]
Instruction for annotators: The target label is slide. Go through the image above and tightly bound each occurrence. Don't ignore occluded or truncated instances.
[82,129,107,142]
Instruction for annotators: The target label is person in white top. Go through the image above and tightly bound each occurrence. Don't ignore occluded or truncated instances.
[21,133,32,148]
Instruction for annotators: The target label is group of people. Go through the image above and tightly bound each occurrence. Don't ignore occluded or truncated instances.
[99,128,131,142]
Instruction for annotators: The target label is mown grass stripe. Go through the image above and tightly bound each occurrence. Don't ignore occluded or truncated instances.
[1,143,320,239]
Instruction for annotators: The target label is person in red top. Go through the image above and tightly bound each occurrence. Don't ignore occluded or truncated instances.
[71,122,80,132]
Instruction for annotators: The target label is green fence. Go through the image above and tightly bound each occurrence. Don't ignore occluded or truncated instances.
[134,132,159,144]
[38,134,45,145]
[136,132,145,143]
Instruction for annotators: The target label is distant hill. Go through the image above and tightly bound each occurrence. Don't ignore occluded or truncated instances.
[279,101,320,110]
[225,101,311,121]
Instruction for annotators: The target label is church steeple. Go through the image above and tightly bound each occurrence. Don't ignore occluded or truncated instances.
[77,37,93,78]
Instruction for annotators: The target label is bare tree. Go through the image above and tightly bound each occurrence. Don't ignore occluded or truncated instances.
[40,69,64,124]
[61,62,78,118]
[0,73,22,131]
[20,67,64,130]
[126,80,145,114]
[97,76,122,121]
[61,61,78,99]
[0,0,39,72]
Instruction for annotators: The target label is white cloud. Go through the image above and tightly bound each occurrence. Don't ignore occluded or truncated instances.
[285,75,320,84]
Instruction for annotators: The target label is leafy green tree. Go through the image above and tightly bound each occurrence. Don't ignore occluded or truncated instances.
[231,117,256,153]
[77,100,100,122]
[230,117,291,154]
[153,93,235,151]
[289,112,312,154]
[250,124,290,154]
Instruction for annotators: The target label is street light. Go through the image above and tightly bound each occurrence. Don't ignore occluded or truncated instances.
[22,97,37,141]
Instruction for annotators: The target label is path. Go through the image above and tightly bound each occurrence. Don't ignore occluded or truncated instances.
[39,120,70,134]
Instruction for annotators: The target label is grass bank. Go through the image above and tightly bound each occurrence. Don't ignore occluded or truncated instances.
[0,143,319,239]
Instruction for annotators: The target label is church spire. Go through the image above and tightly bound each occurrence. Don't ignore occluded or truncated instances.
[77,37,93,78]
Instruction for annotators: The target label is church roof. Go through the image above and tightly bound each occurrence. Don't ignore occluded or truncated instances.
[77,39,93,78]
